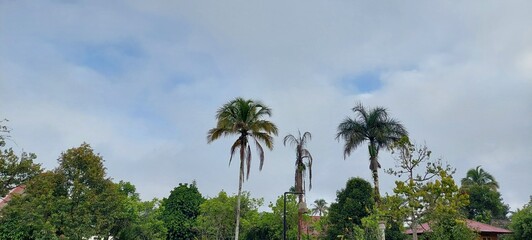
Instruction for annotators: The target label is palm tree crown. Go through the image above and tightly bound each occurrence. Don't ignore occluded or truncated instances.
[311,199,329,217]
[207,97,278,240]
[336,102,407,202]
[284,131,314,192]
[207,97,278,179]
[461,166,499,190]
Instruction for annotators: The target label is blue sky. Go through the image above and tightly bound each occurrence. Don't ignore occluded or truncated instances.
[1,0,532,212]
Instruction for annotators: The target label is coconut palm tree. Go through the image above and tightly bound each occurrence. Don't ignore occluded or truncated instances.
[311,199,329,217]
[207,97,278,240]
[336,102,407,203]
[284,130,313,240]
[461,166,499,190]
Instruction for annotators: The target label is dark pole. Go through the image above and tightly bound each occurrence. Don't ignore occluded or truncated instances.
[283,191,304,240]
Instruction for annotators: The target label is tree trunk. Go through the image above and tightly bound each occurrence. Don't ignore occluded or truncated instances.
[234,152,244,240]
[369,143,380,204]
[297,192,304,240]
[296,167,303,240]
[372,166,380,204]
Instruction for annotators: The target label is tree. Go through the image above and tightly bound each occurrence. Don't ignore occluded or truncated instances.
[161,182,204,240]
[207,97,278,240]
[420,171,475,240]
[311,199,329,217]
[461,185,509,223]
[0,120,42,196]
[460,166,507,223]
[461,166,499,191]
[385,139,453,240]
[336,103,407,203]
[0,143,130,239]
[284,130,314,240]
[196,190,263,239]
[114,181,167,240]
[326,177,374,239]
[508,196,532,240]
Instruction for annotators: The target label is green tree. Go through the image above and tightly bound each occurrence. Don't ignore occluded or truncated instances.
[56,143,129,239]
[196,190,262,239]
[386,139,453,240]
[461,166,499,191]
[0,121,42,196]
[284,130,314,240]
[0,143,130,239]
[462,185,509,223]
[508,196,532,240]
[336,103,407,203]
[422,171,476,240]
[207,97,278,240]
[161,182,204,240]
[311,199,329,217]
[114,181,167,240]
[0,171,60,239]
[326,177,374,239]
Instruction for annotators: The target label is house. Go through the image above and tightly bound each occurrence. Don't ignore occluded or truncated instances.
[0,185,26,210]
[405,219,512,240]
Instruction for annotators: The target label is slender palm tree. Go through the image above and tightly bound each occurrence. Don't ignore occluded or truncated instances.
[336,102,407,203]
[207,97,278,240]
[311,199,329,217]
[284,130,313,240]
[461,166,499,190]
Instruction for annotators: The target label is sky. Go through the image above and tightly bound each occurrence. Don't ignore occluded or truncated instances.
[1,1,531,212]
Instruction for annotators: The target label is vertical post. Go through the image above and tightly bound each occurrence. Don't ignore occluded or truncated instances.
[283,191,305,240]
[283,192,288,240]
[378,220,386,240]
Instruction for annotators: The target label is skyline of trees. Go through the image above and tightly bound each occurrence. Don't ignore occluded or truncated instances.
[1,97,527,239]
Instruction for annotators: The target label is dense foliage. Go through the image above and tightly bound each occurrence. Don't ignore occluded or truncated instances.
[462,184,509,223]
[0,144,127,239]
[326,177,374,239]
[161,182,204,239]
[508,197,532,240]
[460,166,509,223]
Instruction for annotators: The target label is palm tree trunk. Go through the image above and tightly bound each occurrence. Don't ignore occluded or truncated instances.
[369,143,380,204]
[234,153,244,240]
[372,168,380,204]
[296,167,303,240]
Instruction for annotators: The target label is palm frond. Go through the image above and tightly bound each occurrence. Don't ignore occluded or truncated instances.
[252,137,265,171]
[246,144,252,179]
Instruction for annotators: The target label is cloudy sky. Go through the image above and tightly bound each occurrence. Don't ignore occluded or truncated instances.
[1,1,531,211]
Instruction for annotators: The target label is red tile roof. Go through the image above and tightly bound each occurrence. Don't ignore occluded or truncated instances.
[0,185,26,209]
[405,219,512,234]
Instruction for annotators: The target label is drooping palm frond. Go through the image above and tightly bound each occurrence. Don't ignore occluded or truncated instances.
[284,131,314,192]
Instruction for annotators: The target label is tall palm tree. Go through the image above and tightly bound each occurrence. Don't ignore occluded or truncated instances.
[311,199,329,217]
[336,103,407,203]
[207,97,278,240]
[284,130,313,240]
[461,166,499,190]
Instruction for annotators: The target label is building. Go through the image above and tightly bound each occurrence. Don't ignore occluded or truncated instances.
[405,219,512,240]
[0,185,26,210]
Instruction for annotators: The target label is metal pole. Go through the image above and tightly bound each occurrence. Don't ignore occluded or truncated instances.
[283,192,287,240]
[283,191,304,240]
